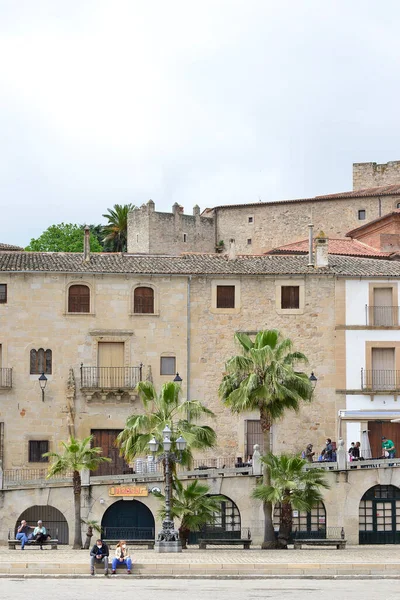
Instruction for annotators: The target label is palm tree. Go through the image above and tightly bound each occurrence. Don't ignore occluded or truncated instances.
[153,479,224,549]
[253,453,329,548]
[218,329,314,548]
[81,519,102,550]
[102,204,135,252]
[117,381,217,488]
[44,436,111,549]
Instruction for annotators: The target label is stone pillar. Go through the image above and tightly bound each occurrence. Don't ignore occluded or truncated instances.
[337,438,346,470]
[252,444,262,475]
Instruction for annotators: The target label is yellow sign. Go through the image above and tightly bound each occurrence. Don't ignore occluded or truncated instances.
[109,486,148,497]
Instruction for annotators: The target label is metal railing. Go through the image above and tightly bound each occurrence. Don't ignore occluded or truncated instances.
[0,368,12,388]
[80,365,143,389]
[365,305,399,326]
[3,468,73,487]
[361,368,400,391]
[293,526,345,540]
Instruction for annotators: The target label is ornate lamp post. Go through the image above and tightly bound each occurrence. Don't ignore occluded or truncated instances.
[38,373,47,402]
[149,426,187,553]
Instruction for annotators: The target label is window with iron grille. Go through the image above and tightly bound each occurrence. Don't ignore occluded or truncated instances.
[134,287,154,313]
[216,285,235,309]
[160,356,176,376]
[245,420,264,458]
[281,286,300,309]
[30,349,52,374]
[68,284,90,313]
[209,497,241,532]
[29,440,49,462]
[0,284,7,303]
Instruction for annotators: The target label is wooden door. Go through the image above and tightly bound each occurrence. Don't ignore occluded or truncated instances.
[373,288,394,326]
[91,429,129,476]
[98,342,124,388]
[367,421,400,458]
[371,348,395,390]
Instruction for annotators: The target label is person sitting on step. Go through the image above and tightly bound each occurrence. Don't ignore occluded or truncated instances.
[90,539,109,576]
[111,540,132,575]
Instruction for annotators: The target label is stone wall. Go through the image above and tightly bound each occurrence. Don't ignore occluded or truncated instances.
[214,195,399,255]
[128,201,215,254]
[353,161,400,191]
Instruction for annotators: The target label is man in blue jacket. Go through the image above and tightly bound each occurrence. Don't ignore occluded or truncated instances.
[90,539,109,575]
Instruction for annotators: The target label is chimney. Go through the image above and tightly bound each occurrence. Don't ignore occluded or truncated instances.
[228,238,236,261]
[308,224,314,267]
[193,205,200,217]
[147,199,155,213]
[315,231,329,267]
[83,226,90,262]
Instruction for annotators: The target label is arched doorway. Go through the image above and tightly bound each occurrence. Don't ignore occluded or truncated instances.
[16,506,69,544]
[101,500,155,540]
[359,485,400,544]
[188,495,241,544]
[273,501,326,540]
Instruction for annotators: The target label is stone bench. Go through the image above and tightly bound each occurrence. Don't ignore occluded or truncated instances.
[103,539,154,550]
[8,539,58,550]
[293,538,346,550]
[198,538,252,549]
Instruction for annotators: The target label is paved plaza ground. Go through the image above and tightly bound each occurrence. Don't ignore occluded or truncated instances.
[0,544,400,577]
[2,578,400,600]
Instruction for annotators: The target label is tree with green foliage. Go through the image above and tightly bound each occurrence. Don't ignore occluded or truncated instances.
[44,436,111,549]
[25,223,103,253]
[102,204,135,252]
[117,381,217,491]
[253,453,329,548]
[81,519,102,549]
[219,329,314,548]
[153,479,224,549]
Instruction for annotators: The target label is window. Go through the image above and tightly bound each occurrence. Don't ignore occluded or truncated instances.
[216,285,235,309]
[30,349,52,375]
[68,284,90,313]
[245,420,264,458]
[29,440,49,462]
[134,287,154,313]
[358,209,366,220]
[160,356,176,376]
[281,286,300,309]
[183,233,187,242]
[0,284,7,303]
[248,216,253,223]
[247,239,252,245]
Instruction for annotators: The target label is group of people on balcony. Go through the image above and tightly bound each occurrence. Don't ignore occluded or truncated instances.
[303,436,396,464]
[302,439,337,463]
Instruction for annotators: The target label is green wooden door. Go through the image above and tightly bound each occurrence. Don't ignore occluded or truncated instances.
[359,485,400,544]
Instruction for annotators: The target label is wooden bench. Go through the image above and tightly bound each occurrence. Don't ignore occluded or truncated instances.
[198,538,252,549]
[8,539,58,550]
[293,538,346,550]
[103,539,155,550]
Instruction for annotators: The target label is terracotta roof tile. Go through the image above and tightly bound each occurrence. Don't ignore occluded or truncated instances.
[0,242,24,251]
[267,238,392,259]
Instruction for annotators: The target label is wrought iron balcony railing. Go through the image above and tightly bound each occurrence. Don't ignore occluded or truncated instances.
[361,368,400,391]
[0,368,12,388]
[80,365,143,389]
[365,305,399,326]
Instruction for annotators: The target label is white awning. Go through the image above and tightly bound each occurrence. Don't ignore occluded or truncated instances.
[338,410,400,421]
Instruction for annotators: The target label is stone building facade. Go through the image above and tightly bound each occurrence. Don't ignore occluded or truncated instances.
[353,160,400,191]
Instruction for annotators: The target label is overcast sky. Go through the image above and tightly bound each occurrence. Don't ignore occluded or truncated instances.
[1,1,400,247]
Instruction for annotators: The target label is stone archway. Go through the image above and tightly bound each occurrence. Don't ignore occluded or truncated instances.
[101,499,155,540]
[359,484,400,544]
[16,505,69,544]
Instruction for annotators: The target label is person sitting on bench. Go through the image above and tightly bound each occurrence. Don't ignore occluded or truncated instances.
[90,539,109,576]
[111,540,132,574]
[33,520,48,547]
[16,519,34,549]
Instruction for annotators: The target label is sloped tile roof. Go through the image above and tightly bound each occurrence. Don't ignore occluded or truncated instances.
[1,251,400,278]
[0,242,24,251]
[206,184,400,211]
[267,238,392,259]
[346,209,400,237]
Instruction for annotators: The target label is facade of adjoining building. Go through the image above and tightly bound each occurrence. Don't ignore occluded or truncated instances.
[2,231,400,545]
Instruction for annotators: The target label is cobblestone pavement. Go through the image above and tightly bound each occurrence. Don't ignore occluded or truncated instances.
[2,578,400,600]
[0,544,400,564]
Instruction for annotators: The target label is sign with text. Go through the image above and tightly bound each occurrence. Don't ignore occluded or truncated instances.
[109,485,148,497]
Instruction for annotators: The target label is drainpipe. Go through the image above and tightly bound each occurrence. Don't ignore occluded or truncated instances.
[308,224,314,267]
[186,276,191,420]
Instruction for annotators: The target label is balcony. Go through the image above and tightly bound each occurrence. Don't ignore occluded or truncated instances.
[365,305,399,327]
[80,365,143,402]
[0,368,12,389]
[361,369,400,392]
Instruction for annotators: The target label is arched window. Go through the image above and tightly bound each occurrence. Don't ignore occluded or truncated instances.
[30,349,52,374]
[68,284,90,313]
[273,501,326,539]
[134,287,154,314]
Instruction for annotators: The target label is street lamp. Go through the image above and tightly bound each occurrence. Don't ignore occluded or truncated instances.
[149,425,187,553]
[173,373,182,383]
[309,372,317,391]
[38,373,47,402]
